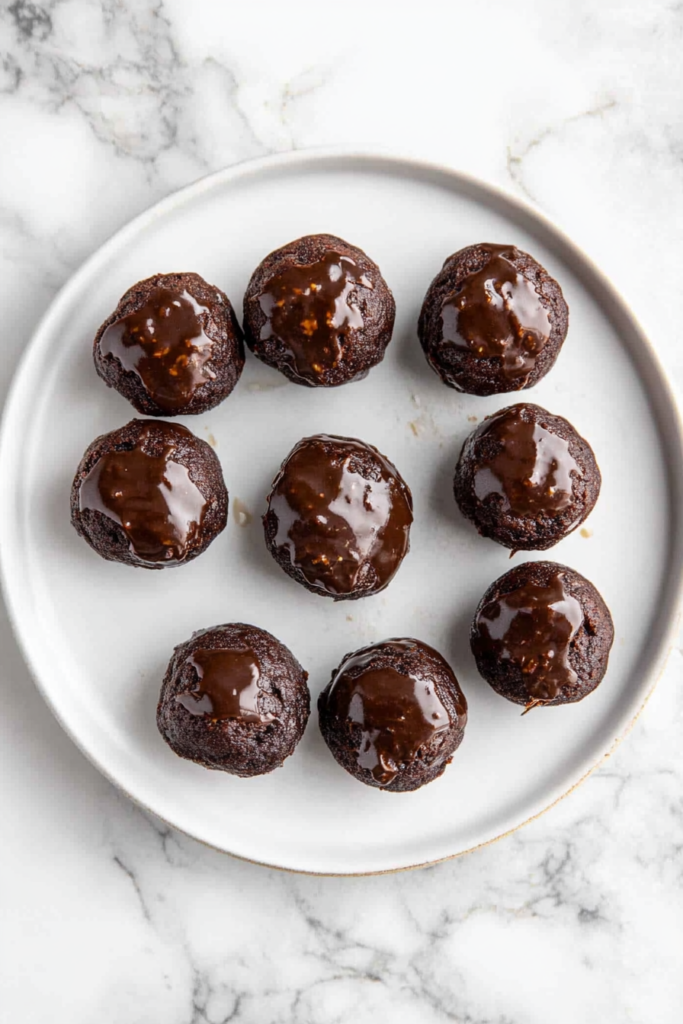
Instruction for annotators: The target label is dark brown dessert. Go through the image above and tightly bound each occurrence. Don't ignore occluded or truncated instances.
[454,403,600,551]
[70,419,227,568]
[263,434,413,600]
[318,638,467,792]
[243,234,395,387]
[471,561,614,709]
[94,272,244,415]
[157,623,310,776]
[418,243,569,395]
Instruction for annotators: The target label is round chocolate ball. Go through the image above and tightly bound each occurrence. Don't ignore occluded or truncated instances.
[70,419,227,569]
[318,638,468,792]
[242,233,395,387]
[471,561,614,709]
[418,243,569,395]
[263,434,413,601]
[94,272,244,416]
[157,623,310,776]
[454,403,600,551]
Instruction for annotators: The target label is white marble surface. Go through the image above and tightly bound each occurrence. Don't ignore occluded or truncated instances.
[1,1,683,1020]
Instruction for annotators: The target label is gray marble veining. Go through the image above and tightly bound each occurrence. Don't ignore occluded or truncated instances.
[1,1,682,1021]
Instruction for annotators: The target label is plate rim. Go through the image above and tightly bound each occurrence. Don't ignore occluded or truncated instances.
[2,146,682,875]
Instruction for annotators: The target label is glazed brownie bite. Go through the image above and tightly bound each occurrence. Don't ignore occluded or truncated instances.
[418,243,569,395]
[318,638,467,792]
[94,272,244,415]
[263,434,413,600]
[157,623,310,776]
[70,419,227,568]
[454,403,600,551]
[471,561,614,709]
[243,233,395,387]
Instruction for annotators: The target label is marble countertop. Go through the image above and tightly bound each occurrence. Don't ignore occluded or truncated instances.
[2,1,682,1021]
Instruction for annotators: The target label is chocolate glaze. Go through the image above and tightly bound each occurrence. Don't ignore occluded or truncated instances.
[440,244,550,382]
[258,252,373,383]
[100,286,216,412]
[266,435,413,597]
[78,423,207,565]
[473,405,581,517]
[472,571,584,701]
[175,646,275,723]
[326,640,453,785]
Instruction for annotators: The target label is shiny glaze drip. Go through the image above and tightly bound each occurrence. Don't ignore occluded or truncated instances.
[473,573,584,700]
[473,406,581,516]
[440,244,551,382]
[175,646,274,723]
[267,435,413,596]
[325,640,453,785]
[258,251,373,383]
[78,424,207,565]
[100,287,216,411]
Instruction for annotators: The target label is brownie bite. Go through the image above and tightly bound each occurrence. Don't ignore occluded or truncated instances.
[318,638,468,792]
[418,243,569,395]
[157,623,310,776]
[454,403,600,551]
[243,233,395,387]
[94,272,244,415]
[70,419,227,568]
[471,561,614,709]
[263,434,413,600]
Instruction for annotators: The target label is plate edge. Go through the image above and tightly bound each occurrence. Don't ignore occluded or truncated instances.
[1,146,682,875]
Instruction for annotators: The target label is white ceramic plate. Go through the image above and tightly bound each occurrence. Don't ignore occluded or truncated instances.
[2,151,682,875]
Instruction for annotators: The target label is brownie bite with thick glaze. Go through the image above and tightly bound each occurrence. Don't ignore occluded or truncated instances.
[70,419,227,568]
[471,561,614,710]
[318,638,467,792]
[263,434,413,601]
[454,403,600,551]
[94,272,244,416]
[157,623,310,776]
[418,243,568,395]
[243,234,395,387]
